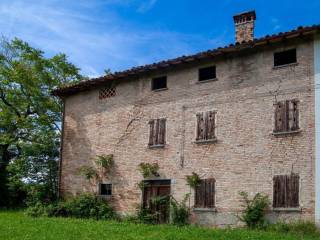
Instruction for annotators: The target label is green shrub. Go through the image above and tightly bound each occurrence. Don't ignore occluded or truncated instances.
[170,194,190,226]
[77,166,97,180]
[135,206,158,224]
[186,172,201,188]
[95,154,114,171]
[25,202,48,217]
[267,221,319,236]
[138,163,159,178]
[26,193,115,220]
[238,191,270,228]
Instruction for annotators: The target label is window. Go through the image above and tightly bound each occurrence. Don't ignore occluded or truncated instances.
[274,100,299,133]
[196,111,216,141]
[99,87,116,100]
[152,76,167,90]
[195,178,215,208]
[199,66,216,81]
[148,118,166,147]
[274,49,297,67]
[99,183,112,196]
[273,174,299,208]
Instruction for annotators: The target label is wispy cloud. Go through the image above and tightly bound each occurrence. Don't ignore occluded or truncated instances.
[137,0,158,13]
[271,17,281,31]
[0,0,222,77]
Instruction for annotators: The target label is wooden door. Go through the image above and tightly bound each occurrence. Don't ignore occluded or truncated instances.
[142,180,171,224]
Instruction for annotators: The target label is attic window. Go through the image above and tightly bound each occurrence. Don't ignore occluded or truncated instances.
[152,76,167,91]
[199,66,216,81]
[274,49,297,67]
[99,87,116,100]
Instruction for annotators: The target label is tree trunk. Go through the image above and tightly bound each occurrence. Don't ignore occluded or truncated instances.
[0,144,10,206]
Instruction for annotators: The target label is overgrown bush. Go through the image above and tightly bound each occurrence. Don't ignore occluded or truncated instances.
[26,193,115,220]
[170,194,190,226]
[138,163,159,178]
[267,221,319,236]
[238,191,270,228]
[95,154,114,171]
[77,166,97,180]
[186,172,201,188]
[131,205,158,224]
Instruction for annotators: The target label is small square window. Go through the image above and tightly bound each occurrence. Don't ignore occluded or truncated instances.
[199,66,216,81]
[152,76,167,90]
[99,183,112,196]
[274,49,297,67]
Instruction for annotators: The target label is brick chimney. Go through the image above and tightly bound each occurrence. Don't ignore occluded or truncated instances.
[233,10,256,43]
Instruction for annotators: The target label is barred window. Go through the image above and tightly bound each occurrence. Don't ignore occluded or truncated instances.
[148,118,166,147]
[195,178,215,208]
[196,111,216,141]
[99,183,112,196]
[99,87,116,100]
[273,174,299,208]
[274,100,299,133]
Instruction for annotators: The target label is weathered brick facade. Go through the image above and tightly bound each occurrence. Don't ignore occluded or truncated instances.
[59,35,318,226]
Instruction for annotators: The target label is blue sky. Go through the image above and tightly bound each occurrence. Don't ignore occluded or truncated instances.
[0,0,319,77]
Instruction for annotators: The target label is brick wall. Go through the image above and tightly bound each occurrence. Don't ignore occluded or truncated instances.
[60,38,315,226]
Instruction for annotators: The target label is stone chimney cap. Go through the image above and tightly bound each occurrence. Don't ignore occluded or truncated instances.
[233,10,256,24]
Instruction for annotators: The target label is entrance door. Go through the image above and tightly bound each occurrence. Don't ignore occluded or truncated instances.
[142,179,171,224]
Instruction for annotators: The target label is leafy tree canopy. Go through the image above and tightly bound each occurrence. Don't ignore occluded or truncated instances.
[0,37,84,206]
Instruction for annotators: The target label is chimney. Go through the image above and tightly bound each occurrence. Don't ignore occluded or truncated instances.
[233,10,256,43]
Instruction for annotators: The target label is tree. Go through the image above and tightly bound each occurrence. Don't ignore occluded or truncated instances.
[0,37,83,206]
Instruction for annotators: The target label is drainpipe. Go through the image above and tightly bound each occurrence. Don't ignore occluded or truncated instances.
[315,33,320,226]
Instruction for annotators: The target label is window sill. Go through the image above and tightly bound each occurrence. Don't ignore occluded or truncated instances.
[272,129,301,136]
[194,139,218,145]
[148,144,165,149]
[193,207,217,212]
[98,195,112,200]
[197,78,218,84]
[273,62,298,70]
[273,207,302,212]
[152,88,168,92]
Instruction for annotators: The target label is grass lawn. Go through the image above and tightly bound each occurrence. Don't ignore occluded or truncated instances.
[0,211,319,240]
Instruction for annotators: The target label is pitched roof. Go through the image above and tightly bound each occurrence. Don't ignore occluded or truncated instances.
[52,25,320,97]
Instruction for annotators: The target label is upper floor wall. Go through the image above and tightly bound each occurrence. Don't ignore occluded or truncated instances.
[64,38,315,119]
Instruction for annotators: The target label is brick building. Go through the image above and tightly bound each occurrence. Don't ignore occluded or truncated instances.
[53,11,320,226]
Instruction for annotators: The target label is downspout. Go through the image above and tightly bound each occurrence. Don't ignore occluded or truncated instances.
[315,33,320,226]
[58,98,66,199]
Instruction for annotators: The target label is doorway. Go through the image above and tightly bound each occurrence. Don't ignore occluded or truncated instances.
[142,179,171,224]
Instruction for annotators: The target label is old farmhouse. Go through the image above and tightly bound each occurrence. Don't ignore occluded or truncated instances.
[53,11,320,226]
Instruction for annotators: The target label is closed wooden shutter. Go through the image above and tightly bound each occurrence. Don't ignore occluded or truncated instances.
[195,178,215,208]
[154,119,160,145]
[206,111,216,140]
[287,100,299,131]
[158,119,166,145]
[273,174,299,208]
[274,100,299,133]
[148,120,155,146]
[196,113,205,140]
[274,102,286,132]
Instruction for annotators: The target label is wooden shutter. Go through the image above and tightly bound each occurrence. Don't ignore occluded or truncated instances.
[196,113,205,140]
[287,100,299,131]
[158,119,166,145]
[274,101,286,132]
[206,111,216,140]
[148,120,155,146]
[273,174,299,208]
[154,119,160,145]
[195,179,215,208]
